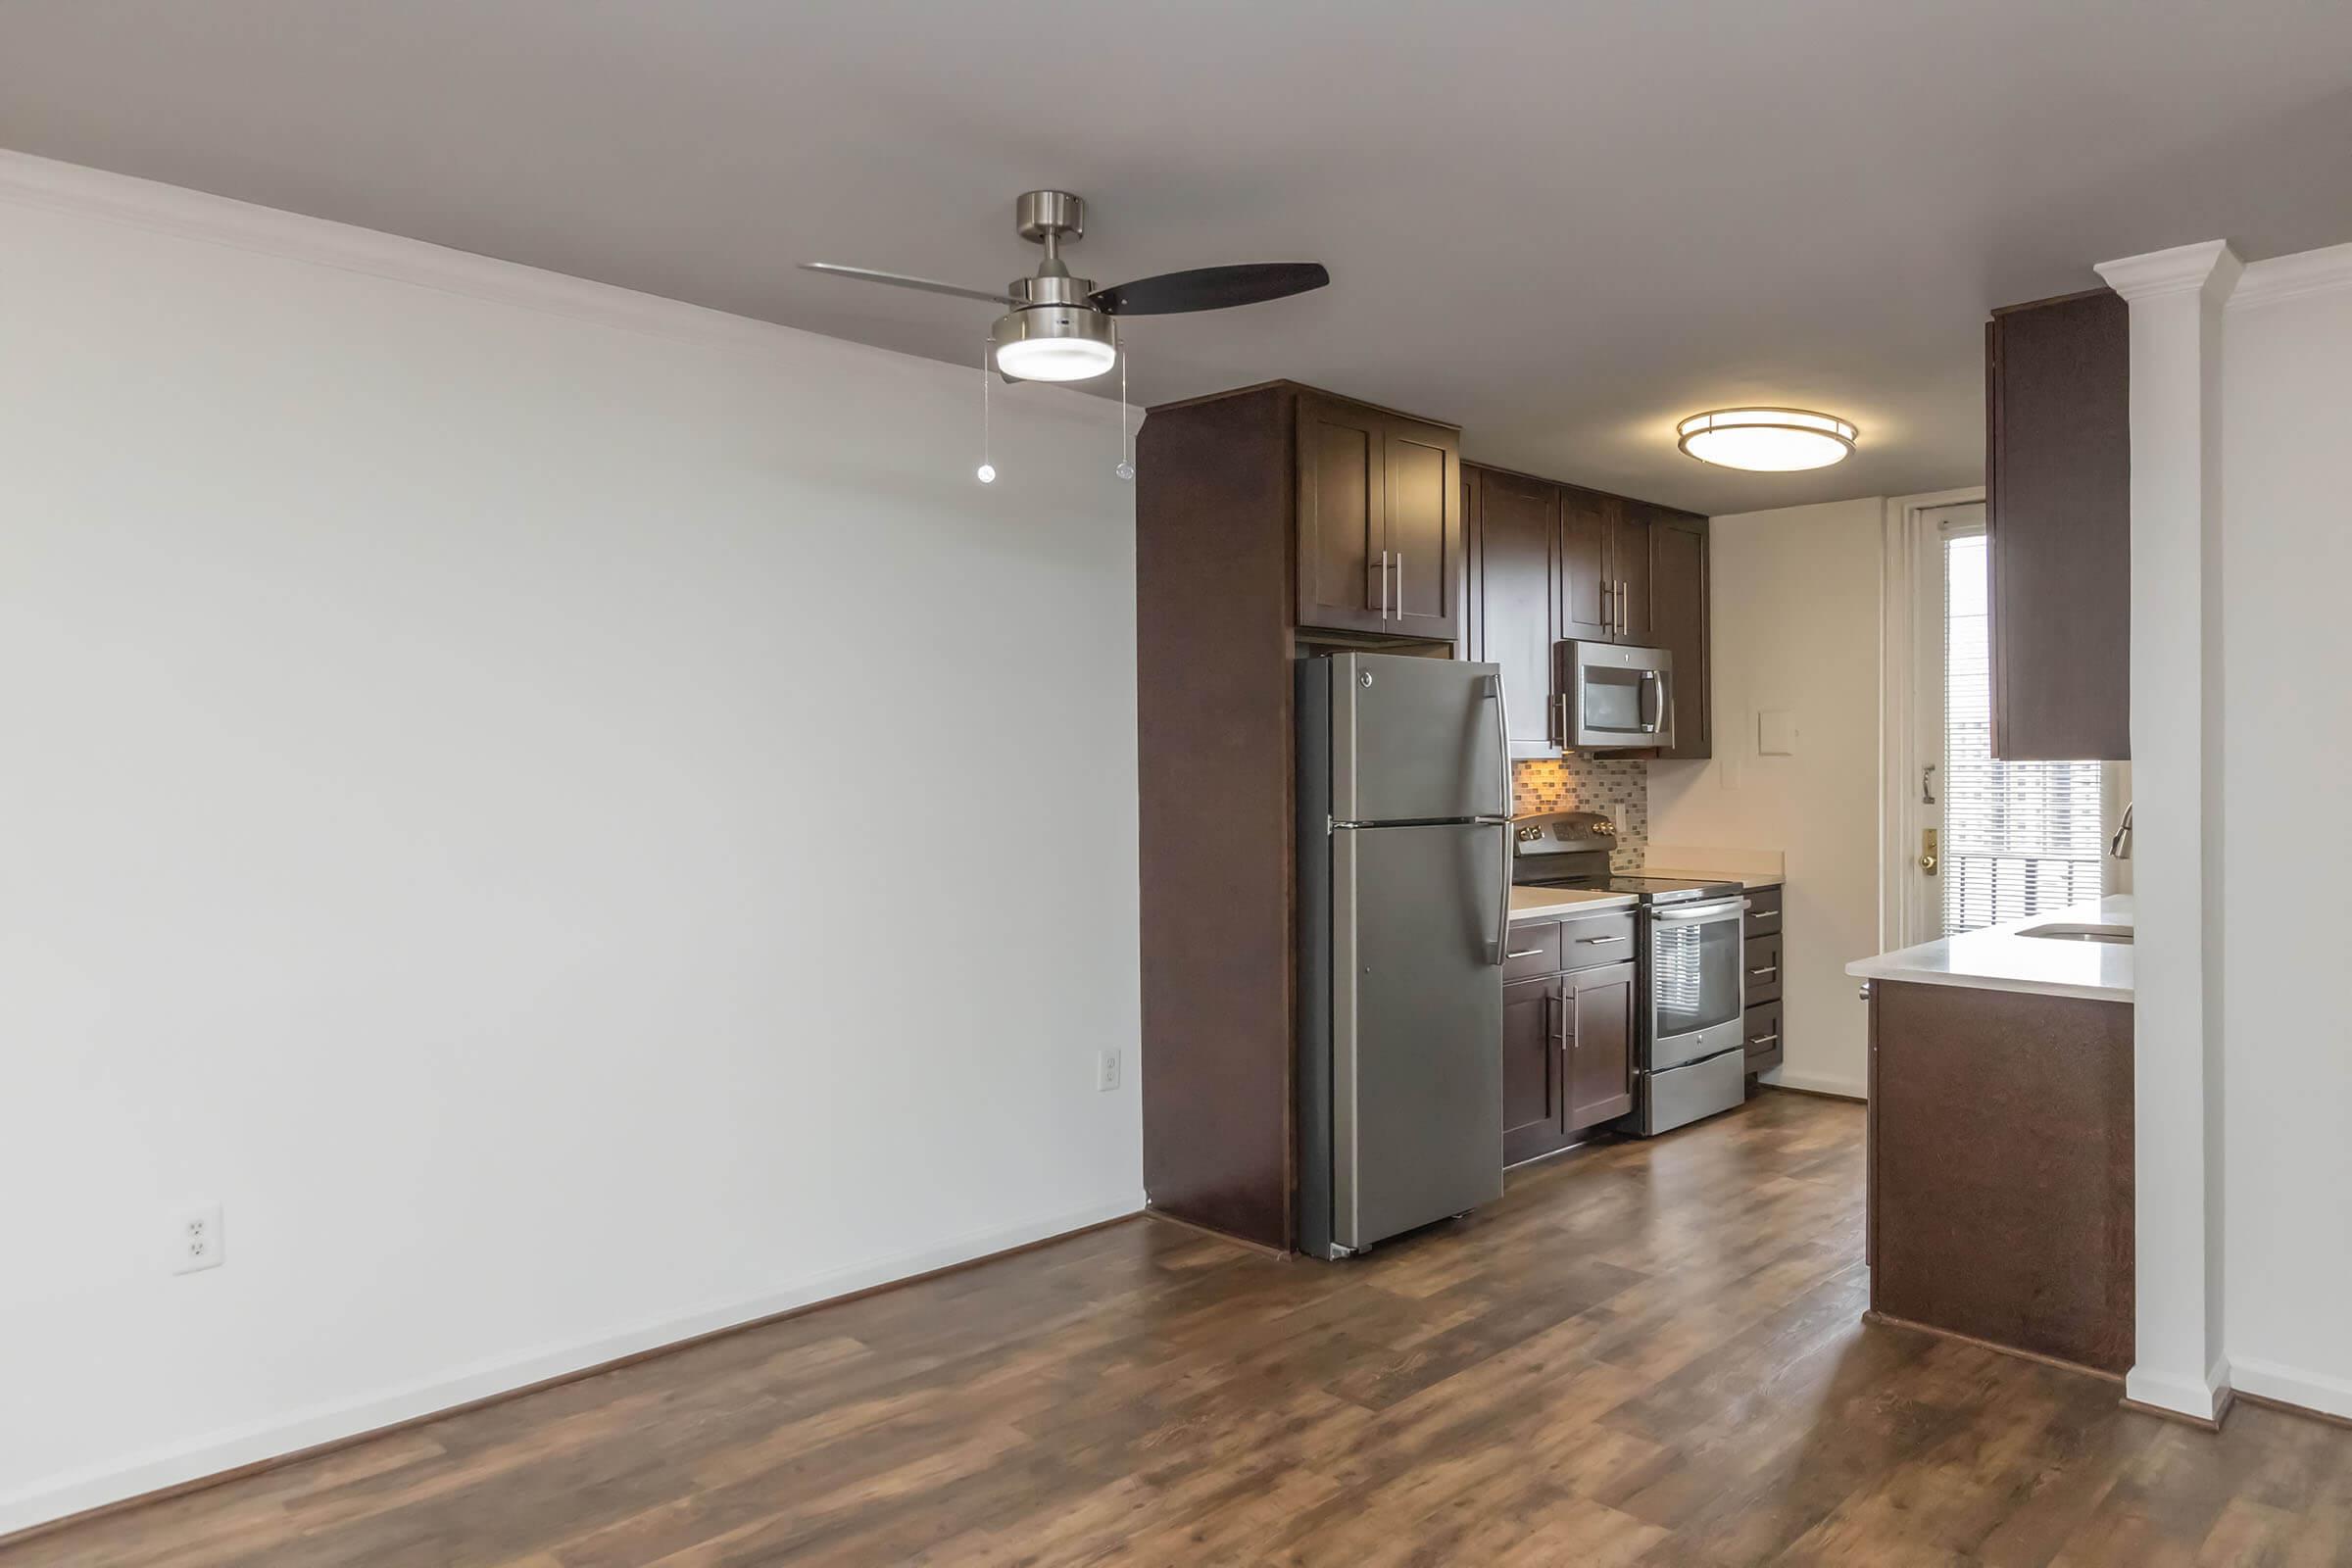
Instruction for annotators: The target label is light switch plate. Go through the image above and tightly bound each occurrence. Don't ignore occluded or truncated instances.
[1758,710,1797,756]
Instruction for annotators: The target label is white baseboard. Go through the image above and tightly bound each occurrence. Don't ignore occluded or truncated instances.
[0,1193,1144,1540]
[2230,1354,2352,1425]
[1764,1067,1867,1101]
[2125,1355,2232,1424]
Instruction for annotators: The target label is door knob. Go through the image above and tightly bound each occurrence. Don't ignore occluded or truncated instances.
[1919,827,1938,875]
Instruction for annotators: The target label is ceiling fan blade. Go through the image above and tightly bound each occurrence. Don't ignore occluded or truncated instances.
[800,263,1020,307]
[1090,262,1330,317]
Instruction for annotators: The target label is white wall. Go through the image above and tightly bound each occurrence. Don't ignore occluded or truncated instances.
[1650,498,1883,1099]
[2219,254,2352,1419]
[0,161,1143,1533]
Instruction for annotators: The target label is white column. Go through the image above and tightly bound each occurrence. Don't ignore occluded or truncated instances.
[2092,239,2239,1422]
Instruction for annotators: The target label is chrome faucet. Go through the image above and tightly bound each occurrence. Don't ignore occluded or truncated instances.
[2109,804,2133,860]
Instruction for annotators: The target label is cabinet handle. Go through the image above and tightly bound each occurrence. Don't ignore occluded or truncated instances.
[1504,948,1545,960]
[1547,993,1570,1046]
[1577,935,1628,946]
[1749,965,1779,978]
[1748,1032,1780,1049]
[1396,553,1404,618]
[1858,981,1874,1001]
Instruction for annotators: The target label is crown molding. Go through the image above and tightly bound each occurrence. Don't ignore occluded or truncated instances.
[2230,240,2352,312]
[0,149,1103,423]
[2093,239,2242,305]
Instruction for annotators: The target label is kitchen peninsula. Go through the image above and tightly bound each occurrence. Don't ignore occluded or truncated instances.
[1848,898,2134,1376]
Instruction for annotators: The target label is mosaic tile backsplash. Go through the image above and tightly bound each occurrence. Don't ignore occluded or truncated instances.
[1512,757,1648,872]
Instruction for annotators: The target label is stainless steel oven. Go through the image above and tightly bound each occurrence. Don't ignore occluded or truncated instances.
[1637,893,1746,1133]
[1555,640,1675,752]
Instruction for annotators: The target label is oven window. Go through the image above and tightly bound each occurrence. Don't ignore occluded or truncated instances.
[1651,915,1740,1037]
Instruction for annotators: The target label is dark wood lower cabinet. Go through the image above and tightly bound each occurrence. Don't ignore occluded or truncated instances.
[1743,885,1785,1078]
[1867,978,2133,1374]
[1502,914,1637,1166]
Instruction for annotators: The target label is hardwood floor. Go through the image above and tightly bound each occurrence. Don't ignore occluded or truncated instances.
[12,1092,2349,1565]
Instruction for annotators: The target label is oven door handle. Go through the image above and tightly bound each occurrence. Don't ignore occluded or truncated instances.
[1649,899,1744,926]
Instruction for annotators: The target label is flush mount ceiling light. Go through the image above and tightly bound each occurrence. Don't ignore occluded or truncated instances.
[1677,408,1858,471]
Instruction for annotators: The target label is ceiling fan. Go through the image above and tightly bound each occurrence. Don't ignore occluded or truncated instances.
[803,190,1329,383]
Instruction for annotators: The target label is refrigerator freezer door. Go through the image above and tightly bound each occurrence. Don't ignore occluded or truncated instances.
[1332,653,1509,825]
[1331,821,1506,1250]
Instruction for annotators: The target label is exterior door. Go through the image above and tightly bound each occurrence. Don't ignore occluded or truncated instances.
[1468,468,1560,755]
[1333,822,1505,1249]
[1297,395,1389,634]
[1564,960,1638,1129]
[1559,488,1613,643]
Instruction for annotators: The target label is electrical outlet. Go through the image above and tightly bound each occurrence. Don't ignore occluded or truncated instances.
[1096,1050,1121,1093]
[171,1200,223,1275]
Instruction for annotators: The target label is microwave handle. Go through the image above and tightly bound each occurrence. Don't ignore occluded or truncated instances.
[1639,668,1661,734]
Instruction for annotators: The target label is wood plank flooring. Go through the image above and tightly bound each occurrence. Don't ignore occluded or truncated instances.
[12,1091,2349,1565]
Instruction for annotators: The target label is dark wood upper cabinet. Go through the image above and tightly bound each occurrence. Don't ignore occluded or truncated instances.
[1649,512,1711,760]
[1559,488,1613,643]
[1464,465,1712,761]
[1608,502,1656,646]
[1987,288,2131,760]
[1296,391,1460,639]
[1464,466,1560,754]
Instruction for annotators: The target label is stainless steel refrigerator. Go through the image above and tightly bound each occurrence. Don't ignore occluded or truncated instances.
[1296,652,1511,1259]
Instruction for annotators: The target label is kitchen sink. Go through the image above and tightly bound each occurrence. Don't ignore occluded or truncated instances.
[2017,922,2132,945]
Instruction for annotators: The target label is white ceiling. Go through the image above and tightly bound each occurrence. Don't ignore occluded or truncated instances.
[5,1,2350,514]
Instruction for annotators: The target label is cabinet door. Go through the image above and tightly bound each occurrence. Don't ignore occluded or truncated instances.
[1564,959,1637,1130]
[1987,290,2130,760]
[1467,467,1560,753]
[1500,975,1564,1159]
[1296,394,1390,635]
[1608,503,1656,646]
[1559,488,1613,643]
[1649,513,1710,759]
[1384,416,1461,640]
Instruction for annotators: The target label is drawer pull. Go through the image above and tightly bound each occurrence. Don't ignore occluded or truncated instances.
[1504,948,1545,960]
[1748,1032,1780,1048]
[1577,935,1629,946]
[1749,964,1779,978]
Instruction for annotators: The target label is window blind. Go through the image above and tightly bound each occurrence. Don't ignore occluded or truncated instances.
[1941,528,2106,935]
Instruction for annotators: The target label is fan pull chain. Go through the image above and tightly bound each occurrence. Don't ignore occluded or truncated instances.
[976,336,996,485]
[1115,322,1135,481]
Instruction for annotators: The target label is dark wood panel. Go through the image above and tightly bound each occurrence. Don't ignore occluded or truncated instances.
[1609,500,1656,646]
[1499,917,1561,983]
[1556,906,1638,969]
[1564,958,1637,1129]
[1559,486,1613,643]
[1742,883,1783,938]
[1988,288,2131,760]
[1870,979,2135,1373]
[1384,417,1460,639]
[1297,393,1387,635]
[21,1095,2352,1568]
[1137,385,1298,1250]
[1650,512,1710,759]
[1464,465,1559,752]
[1743,998,1784,1075]
[1499,975,1562,1155]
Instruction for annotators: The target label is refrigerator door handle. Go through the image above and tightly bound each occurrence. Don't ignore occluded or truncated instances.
[1482,671,1511,817]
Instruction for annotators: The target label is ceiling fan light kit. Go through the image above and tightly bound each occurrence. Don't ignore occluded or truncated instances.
[804,190,1329,477]
[1676,407,1858,471]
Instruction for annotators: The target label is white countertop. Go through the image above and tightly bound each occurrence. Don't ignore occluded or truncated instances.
[1845,896,2133,1003]
[1509,886,1639,923]
[1642,866,1784,890]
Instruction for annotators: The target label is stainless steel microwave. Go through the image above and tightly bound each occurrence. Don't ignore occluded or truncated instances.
[1555,640,1676,751]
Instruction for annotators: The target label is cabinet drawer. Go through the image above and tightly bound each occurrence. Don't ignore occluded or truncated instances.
[1744,932,1783,1004]
[1742,886,1783,938]
[1557,908,1638,971]
[1501,920,1561,981]
[1743,999,1783,1075]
